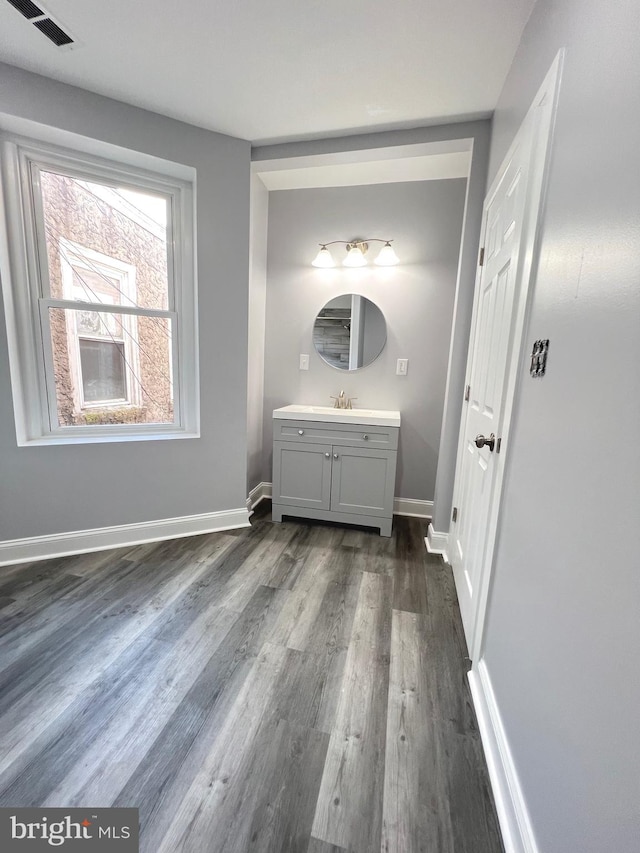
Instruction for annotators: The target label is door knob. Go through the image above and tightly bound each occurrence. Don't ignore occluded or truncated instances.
[333,453,339,459]
[324,452,330,458]
[475,433,496,452]
[298,429,304,435]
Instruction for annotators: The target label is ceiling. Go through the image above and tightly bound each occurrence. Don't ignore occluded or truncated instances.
[0,0,536,145]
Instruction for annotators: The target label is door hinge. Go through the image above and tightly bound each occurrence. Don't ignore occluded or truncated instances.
[452,506,458,523]
[479,247,485,266]
[464,384,470,402]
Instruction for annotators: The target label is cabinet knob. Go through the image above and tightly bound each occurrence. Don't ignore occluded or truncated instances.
[333,453,339,459]
[298,429,304,435]
[324,452,330,458]
[362,434,369,440]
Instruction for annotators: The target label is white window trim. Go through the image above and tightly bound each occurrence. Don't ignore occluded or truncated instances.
[0,132,199,445]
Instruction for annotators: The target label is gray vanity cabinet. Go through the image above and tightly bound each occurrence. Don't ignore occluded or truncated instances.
[272,418,398,536]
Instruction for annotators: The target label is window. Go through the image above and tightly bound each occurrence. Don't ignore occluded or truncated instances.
[80,338,127,403]
[0,135,198,443]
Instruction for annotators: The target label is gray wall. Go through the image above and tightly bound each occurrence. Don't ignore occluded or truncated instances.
[261,179,467,501]
[0,63,251,540]
[431,127,490,531]
[481,2,640,851]
[247,174,269,493]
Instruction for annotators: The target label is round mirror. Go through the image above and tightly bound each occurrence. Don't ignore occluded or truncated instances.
[313,295,386,371]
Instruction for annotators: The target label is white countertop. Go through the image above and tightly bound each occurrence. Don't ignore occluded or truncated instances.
[273,404,401,427]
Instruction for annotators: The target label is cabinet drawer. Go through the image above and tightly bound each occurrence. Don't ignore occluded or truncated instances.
[273,419,398,450]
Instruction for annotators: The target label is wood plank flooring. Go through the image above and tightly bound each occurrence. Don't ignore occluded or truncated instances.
[0,504,503,853]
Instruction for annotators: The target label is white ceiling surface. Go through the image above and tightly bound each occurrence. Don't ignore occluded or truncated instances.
[0,0,535,144]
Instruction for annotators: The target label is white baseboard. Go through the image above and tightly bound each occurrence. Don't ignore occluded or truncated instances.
[468,660,539,853]
[246,481,272,513]
[247,484,431,520]
[0,507,251,567]
[393,497,433,518]
[425,522,449,563]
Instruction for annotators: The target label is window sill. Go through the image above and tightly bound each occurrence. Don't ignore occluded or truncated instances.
[17,429,200,447]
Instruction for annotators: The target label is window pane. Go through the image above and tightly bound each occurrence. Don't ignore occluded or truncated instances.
[39,170,170,310]
[79,339,126,402]
[48,308,175,427]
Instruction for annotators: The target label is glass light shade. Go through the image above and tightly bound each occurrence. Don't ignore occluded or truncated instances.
[374,242,400,266]
[343,245,367,267]
[312,246,336,268]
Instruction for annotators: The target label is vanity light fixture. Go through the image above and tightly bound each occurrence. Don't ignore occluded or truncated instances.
[343,242,368,267]
[374,241,400,266]
[311,245,336,268]
[312,239,399,268]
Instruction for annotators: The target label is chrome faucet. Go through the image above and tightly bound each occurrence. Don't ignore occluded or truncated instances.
[330,390,357,409]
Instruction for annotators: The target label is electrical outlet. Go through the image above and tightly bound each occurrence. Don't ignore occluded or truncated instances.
[396,358,408,376]
[299,353,310,370]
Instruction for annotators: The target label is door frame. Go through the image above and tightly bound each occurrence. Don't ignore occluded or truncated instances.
[451,51,564,663]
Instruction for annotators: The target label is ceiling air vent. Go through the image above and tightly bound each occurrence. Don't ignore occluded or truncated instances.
[5,0,44,19]
[32,16,73,46]
[5,0,76,48]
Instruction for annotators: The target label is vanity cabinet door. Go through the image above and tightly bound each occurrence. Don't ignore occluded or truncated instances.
[273,441,332,510]
[329,446,395,518]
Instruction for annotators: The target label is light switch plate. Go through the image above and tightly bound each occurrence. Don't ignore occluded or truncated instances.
[396,358,408,376]
[299,353,310,370]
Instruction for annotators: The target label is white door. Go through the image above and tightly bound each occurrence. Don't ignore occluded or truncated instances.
[450,127,532,641]
[450,53,563,657]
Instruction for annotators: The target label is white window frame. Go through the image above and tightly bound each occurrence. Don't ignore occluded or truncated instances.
[0,133,199,445]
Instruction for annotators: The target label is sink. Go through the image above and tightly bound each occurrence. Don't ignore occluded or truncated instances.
[273,404,400,427]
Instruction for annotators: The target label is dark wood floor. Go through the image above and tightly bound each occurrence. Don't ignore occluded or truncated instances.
[0,503,503,853]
